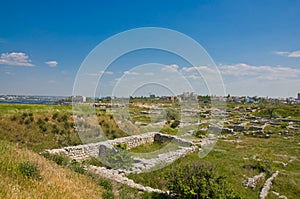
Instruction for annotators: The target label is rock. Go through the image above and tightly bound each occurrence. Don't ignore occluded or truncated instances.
[243,173,265,188]
[259,171,279,199]
[228,125,245,131]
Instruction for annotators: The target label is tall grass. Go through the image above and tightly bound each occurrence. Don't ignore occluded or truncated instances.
[0,140,103,199]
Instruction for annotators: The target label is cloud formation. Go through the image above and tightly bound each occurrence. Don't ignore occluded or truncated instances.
[45,61,58,67]
[219,63,300,80]
[275,50,300,58]
[86,70,114,76]
[161,64,179,72]
[0,52,34,67]
[124,71,139,75]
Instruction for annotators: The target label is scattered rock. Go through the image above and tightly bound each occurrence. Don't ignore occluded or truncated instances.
[259,171,279,199]
[243,173,265,188]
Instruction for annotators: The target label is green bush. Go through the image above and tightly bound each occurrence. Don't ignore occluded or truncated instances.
[114,142,128,150]
[170,120,180,128]
[280,122,288,129]
[195,130,207,138]
[18,161,42,180]
[52,112,59,120]
[98,179,113,191]
[70,159,85,174]
[41,152,67,166]
[102,190,114,199]
[165,162,241,199]
[52,154,65,165]
[166,108,180,122]
[100,148,133,170]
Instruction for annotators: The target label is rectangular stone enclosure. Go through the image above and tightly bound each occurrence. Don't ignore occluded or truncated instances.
[46,132,193,160]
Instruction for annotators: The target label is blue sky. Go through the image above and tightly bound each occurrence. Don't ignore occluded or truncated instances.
[1,0,300,97]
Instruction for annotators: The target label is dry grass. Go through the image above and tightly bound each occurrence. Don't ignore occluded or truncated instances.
[0,141,103,199]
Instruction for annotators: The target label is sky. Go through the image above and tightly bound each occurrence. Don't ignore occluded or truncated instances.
[0,0,300,98]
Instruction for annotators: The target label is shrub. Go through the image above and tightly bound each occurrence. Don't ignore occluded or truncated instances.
[24,119,30,125]
[21,112,28,119]
[280,122,288,129]
[165,162,241,199]
[52,112,59,120]
[100,148,133,170]
[10,115,17,121]
[51,124,59,134]
[195,130,207,138]
[18,161,42,180]
[39,124,47,132]
[102,190,114,199]
[170,120,180,128]
[61,114,68,122]
[166,108,180,122]
[70,159,85,174]
[52,154,65,165]
[114,142,128,150]
[37,118,44,125]
[98,179,113,190]
[41,152,67,166]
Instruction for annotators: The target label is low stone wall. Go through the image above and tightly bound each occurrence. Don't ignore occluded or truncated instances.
[87,165,165,193]
[46,132,193,160]
[45,142,101,160]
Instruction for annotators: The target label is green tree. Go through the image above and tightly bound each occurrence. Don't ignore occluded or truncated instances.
[166,108,180,122]
[260,99,280,119]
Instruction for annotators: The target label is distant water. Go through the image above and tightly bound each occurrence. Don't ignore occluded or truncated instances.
[0,100,56,105]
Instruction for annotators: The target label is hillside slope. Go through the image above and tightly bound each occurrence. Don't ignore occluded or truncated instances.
[0,141,103,199]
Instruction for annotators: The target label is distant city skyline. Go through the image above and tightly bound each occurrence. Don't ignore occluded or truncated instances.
[1,1,300,98]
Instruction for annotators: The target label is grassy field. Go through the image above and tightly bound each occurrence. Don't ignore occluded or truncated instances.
[0,104,81,152]
[0,103,300,198]
[128,135,300,198]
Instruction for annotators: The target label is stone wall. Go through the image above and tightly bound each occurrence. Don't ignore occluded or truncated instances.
[46,132,193,160]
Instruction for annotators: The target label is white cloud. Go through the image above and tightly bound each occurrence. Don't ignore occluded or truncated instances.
[219,63,300,80]
[0,52,34,67]
[275,50,300,58]
[274,51,288,56]
[181,65,215,73]
[102,71,113,75]
[86,71,114,76]
[161,64,179,72]
[124,71,139,75]
[288,51,300,58]
[45,61,58,67]
[217,63,300,97]
[185,74,202,80]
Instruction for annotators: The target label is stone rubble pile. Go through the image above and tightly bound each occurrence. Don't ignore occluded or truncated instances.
[87,165,165,193]
[259,170,279,199]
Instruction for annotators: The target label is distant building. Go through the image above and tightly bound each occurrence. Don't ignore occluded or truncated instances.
[149,94,155,99]
[73,96,86,103]
[177,92,198,101]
